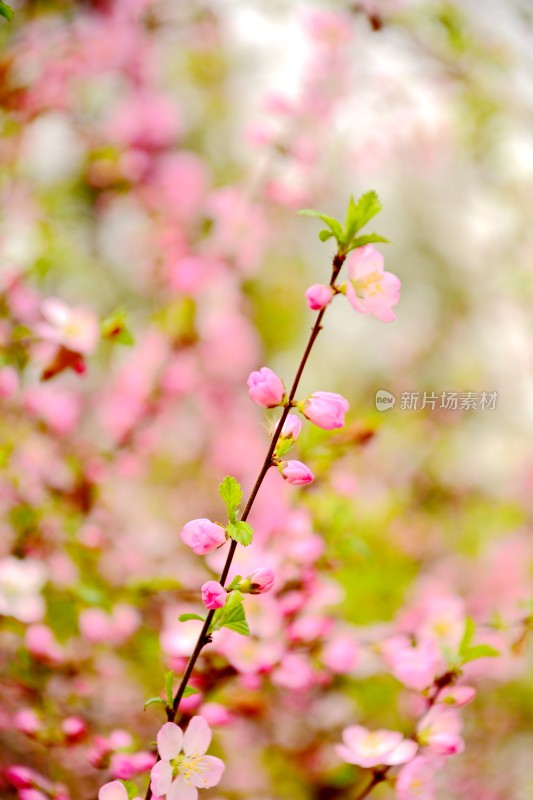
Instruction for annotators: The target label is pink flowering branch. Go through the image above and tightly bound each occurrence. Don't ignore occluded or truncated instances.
[132,192,400,800]
[143,249,347,800]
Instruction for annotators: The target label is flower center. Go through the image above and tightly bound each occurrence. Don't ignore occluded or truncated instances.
[353,271,384,298]
[172,754,207,786]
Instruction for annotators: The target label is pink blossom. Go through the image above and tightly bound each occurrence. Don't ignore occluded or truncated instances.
[110,751,156,780]
[382,636,442,691]
[13,709,41,736]
[247,367,286,408]
[301,391,349,430]
[108,91,181,150]
[279,460,314,485]
[305,283,334,311]
[345,245,401,322]
[150,717,225,800]
[25,624,63,664]
[180,519,227,555]
[0,366,19,398]
[281,413,302,441]
[272,653,317,692]
[437,686,476,708]
[336,725,418,768]
[322,635,360,674]
[37,298,99,355]
[98,782,130,800]
[0,557,47,623]
[247,568,275,594]
[417,707,464,756]
[396,756,436,800]
[201,581,228,610]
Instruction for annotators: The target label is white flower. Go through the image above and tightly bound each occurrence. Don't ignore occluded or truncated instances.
[150,717,225,800]
[0,557,47,623]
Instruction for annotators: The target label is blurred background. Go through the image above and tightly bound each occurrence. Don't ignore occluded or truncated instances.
[1,1,533,799]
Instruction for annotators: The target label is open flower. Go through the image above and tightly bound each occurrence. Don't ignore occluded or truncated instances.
[37,298,99,355]
[150,717,225,800]
[396,756,436,800]
[344,245,400,322]
[416,707,464,757]
[336,725,417,768]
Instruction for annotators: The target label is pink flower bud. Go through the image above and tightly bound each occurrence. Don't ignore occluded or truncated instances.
[62,716,87,742]
[301,391,349,430]
[201,581,228,609]
[98,781,130,800]
[279,460,314,485]
[281,414,302,440]
[180,519,226,555]
[247,567,275,594]
[4,766,36,789]
[247,367,286,408]
[305,283,334,311]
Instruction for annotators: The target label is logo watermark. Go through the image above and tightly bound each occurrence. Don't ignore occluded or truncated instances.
[375,390,498,412]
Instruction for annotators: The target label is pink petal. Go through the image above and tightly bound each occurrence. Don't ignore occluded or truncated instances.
[188,756,225,789]
[336,744,362,765]
[99,781,129,800]
[341,725,368,749]
[157,722,183,760]
[150,760,173,796]
[41,298,70,326]
[183,716,211,757]
[386,739,418,765]
[167,777,198,800]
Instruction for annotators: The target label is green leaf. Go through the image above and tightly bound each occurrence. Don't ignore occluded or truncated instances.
[346,233,391,252]
[344,191,383,240]
[183,686,200,698]
[319,229,335,242]
[460,644,500,664]
[227,520,254,547]
[209,591,250,637]
[226,575,243,591]
[298,209,345,242]
[178,613,205,622]
[120,781,140,800]
[165,671,174,706]
[219,476,243,523]
[144,697,167,710]
[459,617,476,656]
[0,2,14,20]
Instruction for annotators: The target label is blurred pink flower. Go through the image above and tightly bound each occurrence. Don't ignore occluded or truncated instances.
[382,636,442,692]
[336,725,418,768]
[345,245,401,322]
[150,717,224,800]
[417,707,464,756]
[0,366,19,399]
[247,367,286,408]
[37,298,99,355]
[396,756,436,800]
[301,391,349,430]
[180,519,226,556]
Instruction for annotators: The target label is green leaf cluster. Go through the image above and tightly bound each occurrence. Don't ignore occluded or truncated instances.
[298,191,389,255]
[457,617,499,665]
[219,476,254,546]
[209,590,250,637]
[0,2,14,21]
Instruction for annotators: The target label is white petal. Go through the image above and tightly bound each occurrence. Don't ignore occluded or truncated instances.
[158,722,183,759]
[167,777,198,800]
[150,759,173,796]
[386,739,418,765]
[188,756,225,789]
[183,716,211,757]
[99,781,129,800]
[41,298,70,326]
